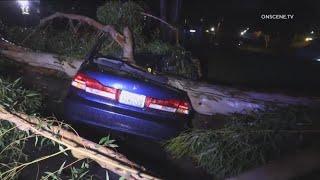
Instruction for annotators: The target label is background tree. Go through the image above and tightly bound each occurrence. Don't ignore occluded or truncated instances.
[159,0,182,43]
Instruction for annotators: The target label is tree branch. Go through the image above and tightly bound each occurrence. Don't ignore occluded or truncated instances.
[40,12,126,47]
[141,12,179,45]
[20,12,135,63]
[0,106,159,180]
[141,12,177,32]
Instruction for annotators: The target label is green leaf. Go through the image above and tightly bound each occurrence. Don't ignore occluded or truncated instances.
[59,145,68,156]
[12,78,21,86]
[99,135,118,148]
[108,144,119,148]
[40,137,47,147]
[106,170,109,180]
[34,136,38,147]
[99,136,109,145]
[57,161,66,175]
[78,170,89,179]
[44,172,59,180]
[26,93,39,97]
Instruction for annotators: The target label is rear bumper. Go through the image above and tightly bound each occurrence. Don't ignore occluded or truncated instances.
[64,95,188,141]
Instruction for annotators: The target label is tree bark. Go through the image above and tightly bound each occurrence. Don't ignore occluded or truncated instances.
[160,0,168,41]
[0,39,82,77]
[123,27,134,63]
[171,0,182,24]
[168,77,320,115]
[169,0,181,45]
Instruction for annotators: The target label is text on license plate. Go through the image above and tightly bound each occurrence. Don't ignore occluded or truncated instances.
[119,90,146,108]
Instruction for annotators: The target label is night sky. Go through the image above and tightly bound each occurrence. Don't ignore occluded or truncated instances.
[2,0,320,32]
[182,0,320,18]
[181,0,320,32]
[183,0,320,21]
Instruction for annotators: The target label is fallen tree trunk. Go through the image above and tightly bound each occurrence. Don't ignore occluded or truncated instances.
[168,78,320,115]
[1,37,320,115]
[0,49,82,78]
[0,106,159,180]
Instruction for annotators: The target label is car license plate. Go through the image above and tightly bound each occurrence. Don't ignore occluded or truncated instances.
[119,90,146,108]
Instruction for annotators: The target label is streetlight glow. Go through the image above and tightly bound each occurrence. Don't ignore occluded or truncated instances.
[305,37,313,42]
[17,0,29,7]
[17,0,30,15]
[240,28,249,36]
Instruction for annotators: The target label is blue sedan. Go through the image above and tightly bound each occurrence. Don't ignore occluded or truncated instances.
[64,37,192,140]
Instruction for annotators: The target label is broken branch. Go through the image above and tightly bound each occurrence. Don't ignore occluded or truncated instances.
[40,12,126,47]
[0,106,159,180]
[20,12,135,63]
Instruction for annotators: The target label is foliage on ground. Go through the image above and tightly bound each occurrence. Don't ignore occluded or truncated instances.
[0,121,29,179]
[0,77,42,114]
[0,77,42,178]
[166,107,315,179]
[0,77,117,179]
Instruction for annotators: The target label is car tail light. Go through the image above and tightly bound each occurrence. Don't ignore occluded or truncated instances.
[71,73,118,100]
[72,73,191,114]
[145,97,190,115]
